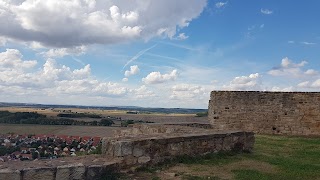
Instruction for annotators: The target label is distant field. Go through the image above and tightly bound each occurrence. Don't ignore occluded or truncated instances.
[0,107,208,124]
[0,107,196,117]
[0,124,125,137]
[0,107,208,138]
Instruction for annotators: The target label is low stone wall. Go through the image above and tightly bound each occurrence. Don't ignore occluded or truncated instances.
[102,131,254,168]
[0,162,119,180]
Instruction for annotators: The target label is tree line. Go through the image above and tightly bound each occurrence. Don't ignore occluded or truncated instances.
[0,111,114,126]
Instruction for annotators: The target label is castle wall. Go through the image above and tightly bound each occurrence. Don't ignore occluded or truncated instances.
[208,91,320,135]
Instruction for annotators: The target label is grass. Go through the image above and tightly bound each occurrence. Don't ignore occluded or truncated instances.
[130,135,320,180]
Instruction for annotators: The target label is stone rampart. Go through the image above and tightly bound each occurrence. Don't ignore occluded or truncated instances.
[208,91,320,135]
[102,127,254,168]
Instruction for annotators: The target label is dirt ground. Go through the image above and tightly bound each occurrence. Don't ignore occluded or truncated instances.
[129,160,278,180]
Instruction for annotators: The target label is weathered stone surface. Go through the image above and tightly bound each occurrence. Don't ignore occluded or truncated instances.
[133,146,144,157]
[121,141,133,156]
[22,167,56,180]
[56,163,86,180]
[114,141,122,157]
[0,168,21,180]
[123,155,137,165]
[138,156,151,164]
[102,130,254,167]
[208,91,320,135]
[222,135,233,151]
[86,165,105,180]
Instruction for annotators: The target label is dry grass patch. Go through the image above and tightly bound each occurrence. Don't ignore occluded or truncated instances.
[162,160,277,180]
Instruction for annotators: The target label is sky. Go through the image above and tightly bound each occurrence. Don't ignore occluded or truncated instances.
[0,0,319,109]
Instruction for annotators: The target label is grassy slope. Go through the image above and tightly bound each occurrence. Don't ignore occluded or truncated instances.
[128,135,320,180]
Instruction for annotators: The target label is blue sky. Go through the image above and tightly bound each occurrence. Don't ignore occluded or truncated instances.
[0,0,319,108]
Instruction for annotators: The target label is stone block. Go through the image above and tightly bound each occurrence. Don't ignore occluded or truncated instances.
[121,141,133,156]
[56,163,86,180]
[123,155,137,166]
[86,165,105,180]
[133,146,145,157]
[138,156,151,164]
[0,168,21,180]
[114,141,122,157]
[22,167,56,180]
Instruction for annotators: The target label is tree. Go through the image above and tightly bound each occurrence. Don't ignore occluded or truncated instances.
[100,119,114,126]
[195,111,208,117]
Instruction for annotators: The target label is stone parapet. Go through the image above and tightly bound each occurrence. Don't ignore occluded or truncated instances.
[102,131,254,168]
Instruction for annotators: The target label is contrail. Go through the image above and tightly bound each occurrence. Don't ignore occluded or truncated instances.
[122,44,157,70]
[72,56,86,66]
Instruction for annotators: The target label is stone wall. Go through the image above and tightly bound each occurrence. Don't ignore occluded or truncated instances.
[208,91,320,135]
[0,162,120,180]
[102,130,254,168]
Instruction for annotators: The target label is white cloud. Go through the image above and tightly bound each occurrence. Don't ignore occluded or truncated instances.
[301,42,316,45]
[215,2,228,8]
[305,69,318,76]
[297,81,310,88]
[176,33,189,40]
[171,84,207,100]
[288,41,295,44]
[0,36,7,46]
[297,79,320,89]
[310,79,320,88]
[142,69,178,84]
[271,86,294,92]
[282,57,307,68]
[131,85,155,98]
[30,41,45,49]
[0,48,128,97]
[0,0,207,47]
[268,57,313,77]
[41,46,87,58]
[122,78,128,82]
[124,65,140,77]
[223,73,261,90]
[261,8,273,15]
[0,49,37,70]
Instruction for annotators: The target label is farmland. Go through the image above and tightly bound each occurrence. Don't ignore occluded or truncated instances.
[0,106,208,137]
[0,124,122,137]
